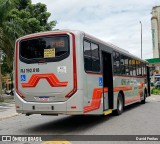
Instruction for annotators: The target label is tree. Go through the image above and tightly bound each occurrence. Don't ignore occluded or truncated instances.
[1,56,12,75]
[0,0,24,69]
[1,0,56,74]
[8,0,57,34]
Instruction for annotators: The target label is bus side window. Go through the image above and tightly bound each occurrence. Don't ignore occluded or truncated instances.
[136,60,139,76]
[120,55,125,75]
[84,41,92,71]
[116,52,120,74]
[91,43,100,72]
[83,40,100,73]
[125,56,129,75]
[132,59,136,76]
[113,51,120,75]
[113,51,117,74]
[129,58,132,76]
[141,63,144,75]
[138,62,142,76]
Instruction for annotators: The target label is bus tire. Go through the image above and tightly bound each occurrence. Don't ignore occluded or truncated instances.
[115,93,124,115]
[141,91,146,104]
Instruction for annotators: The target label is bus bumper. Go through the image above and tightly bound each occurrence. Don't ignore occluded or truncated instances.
[14,90,84,115]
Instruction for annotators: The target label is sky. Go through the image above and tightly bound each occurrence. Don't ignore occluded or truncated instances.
[32,0,160,60]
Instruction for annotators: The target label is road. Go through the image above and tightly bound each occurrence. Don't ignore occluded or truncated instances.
[0,95,160,144]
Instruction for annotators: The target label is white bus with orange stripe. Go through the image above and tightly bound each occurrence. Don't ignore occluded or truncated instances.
[14,30,150,116]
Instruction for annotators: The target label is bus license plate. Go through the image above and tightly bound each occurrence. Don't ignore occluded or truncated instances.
[39,96,49,102]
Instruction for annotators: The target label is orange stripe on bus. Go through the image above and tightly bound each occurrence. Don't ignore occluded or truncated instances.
[113,86,132,92]
[84,85,136,113]
[139,82,144,89]
[84,88,103,113]
[21,73,68,88]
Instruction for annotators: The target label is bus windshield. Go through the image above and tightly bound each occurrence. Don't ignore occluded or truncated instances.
[19,35,69,63]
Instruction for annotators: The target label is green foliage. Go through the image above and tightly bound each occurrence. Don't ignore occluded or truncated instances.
[17,0,31,10]
[2,56,12,75]
[8,1,56,34]
[0,0,23,69]
[151,87,160,95]
[0,0,56,75]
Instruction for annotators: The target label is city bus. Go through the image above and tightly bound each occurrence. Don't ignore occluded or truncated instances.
[14,30,150,116]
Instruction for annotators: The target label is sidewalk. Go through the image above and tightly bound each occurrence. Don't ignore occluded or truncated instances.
[147,94,160,102]
[0,94,19,121]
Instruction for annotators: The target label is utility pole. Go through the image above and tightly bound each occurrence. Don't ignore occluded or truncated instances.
[140,21,142,59]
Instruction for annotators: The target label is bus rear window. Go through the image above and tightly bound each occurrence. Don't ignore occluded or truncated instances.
[19,35,69,63]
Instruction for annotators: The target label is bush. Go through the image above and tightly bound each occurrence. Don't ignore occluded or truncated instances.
[151,87,160,95]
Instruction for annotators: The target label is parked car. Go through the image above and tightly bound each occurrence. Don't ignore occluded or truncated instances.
[5,89,11,95]
[155,81,160,88]
[5,88,14,95]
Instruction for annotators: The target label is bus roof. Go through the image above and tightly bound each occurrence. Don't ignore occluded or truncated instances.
[17,29,148,64]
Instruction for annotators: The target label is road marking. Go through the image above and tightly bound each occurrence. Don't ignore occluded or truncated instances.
[42,140,71,144]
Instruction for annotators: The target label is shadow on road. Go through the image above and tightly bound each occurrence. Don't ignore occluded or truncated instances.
[25,101,149,134]
[27,115,113,134]
[123,101,147,112]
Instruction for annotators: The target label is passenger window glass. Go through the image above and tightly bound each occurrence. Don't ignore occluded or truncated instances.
[91,43,99,59]
[136,60,139,76]
[113,52,117,74]
[120,55,125,75]
[113,51,121,75]
[116,52,120,74]
[129,58,133,76]
[138,62,142,76]
[132,59,136,76]
[92,59,100,72]
[84,41,91,57]
[84,57,92,71]
[84,40,100,72]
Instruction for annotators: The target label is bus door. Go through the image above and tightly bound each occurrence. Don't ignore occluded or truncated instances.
[147,66,150,96]
[102,52,113,110]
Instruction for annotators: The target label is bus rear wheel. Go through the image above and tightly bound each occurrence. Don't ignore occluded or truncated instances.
[141,91,146,104]
[115,93,124,115]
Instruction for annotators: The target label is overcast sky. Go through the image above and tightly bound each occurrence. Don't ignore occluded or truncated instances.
[32,0,160,60]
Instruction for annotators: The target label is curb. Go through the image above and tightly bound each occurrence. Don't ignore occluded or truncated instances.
[0,113,20,121]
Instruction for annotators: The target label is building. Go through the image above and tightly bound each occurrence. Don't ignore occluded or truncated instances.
[151,6,160,58]
[146,6,160,84]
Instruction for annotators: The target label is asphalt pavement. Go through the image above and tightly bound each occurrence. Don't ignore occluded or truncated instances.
[0,94,18,121]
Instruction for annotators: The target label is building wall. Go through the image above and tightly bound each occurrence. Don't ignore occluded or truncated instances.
[151,6,160,58]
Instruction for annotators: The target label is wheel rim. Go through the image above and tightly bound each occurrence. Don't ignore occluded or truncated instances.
[118,98,123,111]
